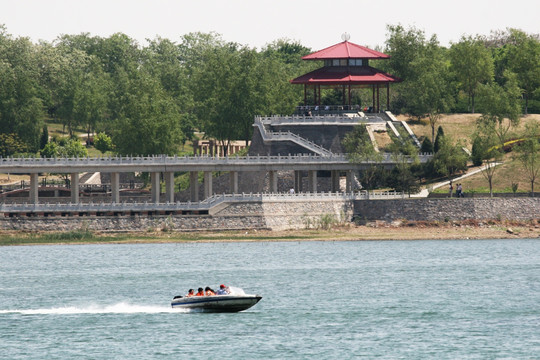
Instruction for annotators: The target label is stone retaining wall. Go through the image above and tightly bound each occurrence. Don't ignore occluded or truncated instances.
[353,198,540,222]
[0,199,353,232]
[2,198,538,232]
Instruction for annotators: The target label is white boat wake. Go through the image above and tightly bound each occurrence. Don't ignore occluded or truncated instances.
[0,302,188,315]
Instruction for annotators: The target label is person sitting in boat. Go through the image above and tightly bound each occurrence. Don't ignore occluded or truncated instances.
[216,284,230,295]
[186,289,195,297]
[195,287,205,296]
[205,287,216,296]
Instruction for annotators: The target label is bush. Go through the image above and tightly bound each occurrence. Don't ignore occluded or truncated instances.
[420,137,433,153]
[471,136,484,166]
[94,132,114,153]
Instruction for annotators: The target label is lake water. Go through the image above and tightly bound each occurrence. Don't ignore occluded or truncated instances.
[1,239,539,359]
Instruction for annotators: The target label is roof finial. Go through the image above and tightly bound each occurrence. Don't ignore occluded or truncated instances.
[341,32,350,41]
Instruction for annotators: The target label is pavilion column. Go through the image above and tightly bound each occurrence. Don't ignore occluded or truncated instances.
[111,172,120,203]
[308,170,317,193]
[346,170,354,193]
[386,83,390,111]
[377,85,380,113]
[150,172,160,204]
[29,173,38,204]
[203,171,213,199]
[372,85,376,111]
[269,170,278,193]
[164,171,175,203]
[190,171,199,202]
[294,170,303,193]
[229,171,238,194]
[331,170,340,193]
[70,172,79,203]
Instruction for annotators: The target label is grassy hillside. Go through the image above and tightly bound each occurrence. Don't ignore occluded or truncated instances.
[399,113,540,193]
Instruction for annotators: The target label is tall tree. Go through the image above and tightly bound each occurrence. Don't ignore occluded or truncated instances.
[343,125,384,196]
[384,24,426,81]
[513,121,540,196]
[0,26,44,151]
[476,70,522,146]
[472,123,503,197]
[431,135,469,180]
[110,70,183,155]
[503,29,540,114]
[401,37,454,142]
[449,35,494,113]
[387,140,421,196]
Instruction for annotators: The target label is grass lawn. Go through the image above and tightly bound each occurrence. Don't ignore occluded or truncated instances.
[400,113,540,193]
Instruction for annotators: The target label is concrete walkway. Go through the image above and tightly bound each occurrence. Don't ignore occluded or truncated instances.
[411,162,503,198]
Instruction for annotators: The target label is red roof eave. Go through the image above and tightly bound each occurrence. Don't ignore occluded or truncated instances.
[290,66,402,85]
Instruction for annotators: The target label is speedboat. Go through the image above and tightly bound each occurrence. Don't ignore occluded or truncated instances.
[171,287,262,312]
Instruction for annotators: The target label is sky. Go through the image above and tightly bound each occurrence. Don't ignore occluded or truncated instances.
[1,0,539,50]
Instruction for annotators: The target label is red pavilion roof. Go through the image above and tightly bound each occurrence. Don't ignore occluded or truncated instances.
[302,41,389,60]
[290,66,401,85]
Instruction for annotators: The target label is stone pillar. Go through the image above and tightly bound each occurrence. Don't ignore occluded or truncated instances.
[71,172,79,203]
[164,171,175,203]
[308,170,317,193]
[150,172,160,204]
[190,171,199,202]
[346,170,354,193]
[331,170,340,193]
[203,171,213,199]
[29,173,38,204]
[294,170,303,193]
[269,170,278,193]
[229,171,238,194]
[111,172,120,203]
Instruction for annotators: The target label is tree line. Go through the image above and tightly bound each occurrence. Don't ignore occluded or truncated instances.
[1,24,539,157]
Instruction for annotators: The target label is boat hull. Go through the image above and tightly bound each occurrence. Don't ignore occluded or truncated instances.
[171,295,262,312]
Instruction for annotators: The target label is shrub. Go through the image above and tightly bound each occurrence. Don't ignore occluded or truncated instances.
[420,137,433,153]
[94,132,114,153]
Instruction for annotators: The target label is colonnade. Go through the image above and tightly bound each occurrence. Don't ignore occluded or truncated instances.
[25,169,356,205]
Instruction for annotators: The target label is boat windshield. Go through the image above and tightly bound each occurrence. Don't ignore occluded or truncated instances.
[228,286,245,295]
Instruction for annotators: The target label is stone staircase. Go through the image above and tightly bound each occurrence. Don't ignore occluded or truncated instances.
[253,118,335,156]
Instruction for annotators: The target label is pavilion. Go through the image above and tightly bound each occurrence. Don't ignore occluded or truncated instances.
[290,35,401,113]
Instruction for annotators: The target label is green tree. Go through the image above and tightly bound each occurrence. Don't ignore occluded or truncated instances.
[110,70,183,155]
[431,136,469,180]
[40,141,59,158]
[387,140,421,196]
[433,126,445,153]
[449,35,494,113]
[343,125,384,195]
[40,138,87,158]
[402,37,454,142]
[420,137,433,153]
[94,132,114,153]
[0,133,28,157]
[384,24,427,81]
[503,29,540,114]
[72,63,109,139]
[192,41,312,150]
[471,136,484,166]
[48,47,100,137]
[513,121,540,196]
[144,37,194,143]
[476,70,522,146]
[473,122,504,197]
[0,27,44,151]
[39,125,49,150]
